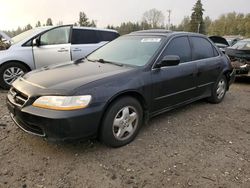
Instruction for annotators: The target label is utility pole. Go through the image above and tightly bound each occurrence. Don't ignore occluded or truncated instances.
[167,10,171,30]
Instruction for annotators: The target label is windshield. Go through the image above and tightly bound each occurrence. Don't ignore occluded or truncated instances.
[11,28,43,44]
[87,36,164,67]
[232,40,250,49]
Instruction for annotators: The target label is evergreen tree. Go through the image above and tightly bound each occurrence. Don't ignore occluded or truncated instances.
[189,0,205,34]
[78,12,90,26]
[24,24,32,31]
[46,18,53,26]
[89,20,96,27]
[36,21,41,27]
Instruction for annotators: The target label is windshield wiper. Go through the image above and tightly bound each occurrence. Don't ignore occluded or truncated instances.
[86,58,123,67]
[96,59,123,67]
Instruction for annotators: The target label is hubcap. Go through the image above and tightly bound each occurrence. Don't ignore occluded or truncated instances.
[112,106,138,141]
[216,79,226,100]
[3,67,24,85]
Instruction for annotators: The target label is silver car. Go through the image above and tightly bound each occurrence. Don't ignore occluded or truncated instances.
[0,25,119,89]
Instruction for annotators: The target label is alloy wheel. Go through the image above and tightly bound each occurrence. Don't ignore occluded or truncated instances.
[216,79,226,100]
[3,67,24,85]
[112,106,138,141]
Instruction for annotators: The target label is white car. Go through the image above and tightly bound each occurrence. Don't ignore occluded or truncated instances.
[0,25,119,89]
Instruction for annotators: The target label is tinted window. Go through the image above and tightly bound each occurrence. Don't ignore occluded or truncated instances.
[213,47,219,56]
[162,36,191,63]
[71,29,99,44]
[40,26,70,45]
[98,31,119,41]
[190,37,216,60]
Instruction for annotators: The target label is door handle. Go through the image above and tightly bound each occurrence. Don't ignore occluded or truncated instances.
[72,48,82,52]
[58,48,69,52]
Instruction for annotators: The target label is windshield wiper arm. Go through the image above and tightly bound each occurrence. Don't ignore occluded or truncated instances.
[97,59,123,67]
[73,57,86,64]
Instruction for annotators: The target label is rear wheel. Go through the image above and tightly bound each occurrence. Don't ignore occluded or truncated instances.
[0,62,28,90]
[207,75,227,103]
[100,97,143,147]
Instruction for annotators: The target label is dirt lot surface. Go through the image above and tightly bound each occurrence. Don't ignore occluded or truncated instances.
[0,81,249,188]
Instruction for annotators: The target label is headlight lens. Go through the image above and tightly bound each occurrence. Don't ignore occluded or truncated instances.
[32,95,92,110]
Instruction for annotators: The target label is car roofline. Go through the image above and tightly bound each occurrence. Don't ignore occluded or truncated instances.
[72,26,118,33]
[128,30,206,38]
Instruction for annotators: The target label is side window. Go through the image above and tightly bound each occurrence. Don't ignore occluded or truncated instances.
[161,36,191,63]
[98,31,119,41]
[190,37,216,60]
[40,26,70,45]
[213,47,219,56]
[71,29,99,44]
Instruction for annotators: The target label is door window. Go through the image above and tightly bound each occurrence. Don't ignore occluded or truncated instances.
[71,29,99,44]
[40,26,70,45]
[161,36,192,63]
[190,37,217,60]
[98,31,119,41]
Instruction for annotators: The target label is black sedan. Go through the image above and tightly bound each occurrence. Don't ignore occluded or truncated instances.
[7,30,235,147]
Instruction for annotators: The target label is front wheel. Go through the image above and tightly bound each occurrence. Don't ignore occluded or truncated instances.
[100,97,143,147]
[0,62,28,90]
[207,75,227,104]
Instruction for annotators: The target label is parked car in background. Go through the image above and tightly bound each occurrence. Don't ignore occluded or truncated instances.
[0,31,11,50]
[209,36,230,53]
[224,36,242,46]
[7,30,235,147]
[0,25,119,89]
[226,39,250,76]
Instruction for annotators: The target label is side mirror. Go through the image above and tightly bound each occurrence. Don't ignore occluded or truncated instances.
[33,37,40,47]
[155,55,180,68]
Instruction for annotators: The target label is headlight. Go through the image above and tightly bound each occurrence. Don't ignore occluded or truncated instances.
[32,95,92,110]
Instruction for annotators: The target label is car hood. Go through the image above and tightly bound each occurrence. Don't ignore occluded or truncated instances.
[21,61,133,91]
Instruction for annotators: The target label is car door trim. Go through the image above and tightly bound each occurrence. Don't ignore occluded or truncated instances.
[197,82,214,88]
[155,87,196,101]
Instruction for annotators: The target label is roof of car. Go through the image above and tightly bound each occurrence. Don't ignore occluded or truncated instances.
[35,25,118,33]
[129,29,204,37]
[73,26,118,33]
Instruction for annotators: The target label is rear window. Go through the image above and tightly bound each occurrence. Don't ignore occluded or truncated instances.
[71,29,99,44]
[98,31,119,41]
[190,37,218,61]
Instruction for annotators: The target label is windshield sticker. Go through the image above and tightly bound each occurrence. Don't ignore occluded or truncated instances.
[141,38,161,43]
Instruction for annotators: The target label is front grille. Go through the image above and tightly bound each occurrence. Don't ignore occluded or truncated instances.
[9,87,28,107]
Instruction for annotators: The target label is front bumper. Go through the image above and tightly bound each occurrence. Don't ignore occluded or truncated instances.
[7,96,105,141]
[231,61,250,76]
[228,68,236,86]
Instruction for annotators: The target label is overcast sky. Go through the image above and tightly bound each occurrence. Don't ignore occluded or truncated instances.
[0,0,249,30]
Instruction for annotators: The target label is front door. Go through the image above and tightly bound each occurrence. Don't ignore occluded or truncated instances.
[151,36,198,113]
[33,26,71,68]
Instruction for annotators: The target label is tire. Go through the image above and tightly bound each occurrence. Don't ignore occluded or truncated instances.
[100,97,143,147]
[207,75,227,104]
[0,62,28,90]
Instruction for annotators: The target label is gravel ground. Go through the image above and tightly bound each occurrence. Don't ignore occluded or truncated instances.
[0,81,249,188]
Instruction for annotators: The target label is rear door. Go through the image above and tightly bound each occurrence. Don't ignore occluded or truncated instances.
[71,29,101,60]
[151,36,198,112]
[33,26,71,68]
[189,36,222,97]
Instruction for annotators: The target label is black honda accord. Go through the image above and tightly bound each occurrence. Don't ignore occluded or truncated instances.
[7,30,235,147]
